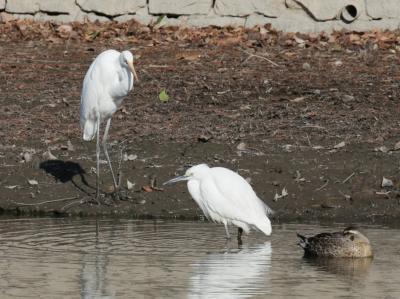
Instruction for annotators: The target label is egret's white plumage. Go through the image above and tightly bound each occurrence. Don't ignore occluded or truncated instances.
[80,49,138,202]
[164,164,273,240]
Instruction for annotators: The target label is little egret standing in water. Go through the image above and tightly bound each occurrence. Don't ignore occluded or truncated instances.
[164,164,273,241]
[80,49,139,202]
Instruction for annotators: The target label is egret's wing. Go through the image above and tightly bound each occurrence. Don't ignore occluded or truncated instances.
[203,167,270,223]
[188,180,211,220]
[80,59,100,140]
[80,50,121,140]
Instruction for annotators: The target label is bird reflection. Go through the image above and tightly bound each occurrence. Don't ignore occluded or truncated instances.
[80,221,115,299]
[188,242,272,299]
[303,257,373,277]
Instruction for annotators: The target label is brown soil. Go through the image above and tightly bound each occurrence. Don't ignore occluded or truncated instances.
[1,20,400,223]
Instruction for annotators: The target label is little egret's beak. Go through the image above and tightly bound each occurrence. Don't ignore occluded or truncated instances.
[163,176,188,185]
[128,61,139,83]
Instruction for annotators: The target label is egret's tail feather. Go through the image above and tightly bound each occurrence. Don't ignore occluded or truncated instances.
[256,218,272,236]
[82,121,97,141]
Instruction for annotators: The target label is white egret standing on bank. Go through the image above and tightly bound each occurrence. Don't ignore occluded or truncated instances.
[80,49,139,202]
[164,164,273,241]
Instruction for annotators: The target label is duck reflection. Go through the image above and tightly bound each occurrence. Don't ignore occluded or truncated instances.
[189,241,272,299]
[303,257,373,277]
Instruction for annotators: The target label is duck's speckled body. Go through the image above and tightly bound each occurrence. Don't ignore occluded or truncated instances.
[297,227,373,258]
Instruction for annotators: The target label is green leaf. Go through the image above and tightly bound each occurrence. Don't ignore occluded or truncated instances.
[155,15,166,26]
[159,90,170,102]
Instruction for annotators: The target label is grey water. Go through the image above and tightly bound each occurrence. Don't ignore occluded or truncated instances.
[0,218,398,299]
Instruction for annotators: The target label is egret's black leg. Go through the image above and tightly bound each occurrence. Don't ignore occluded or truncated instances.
[237,227,243,243]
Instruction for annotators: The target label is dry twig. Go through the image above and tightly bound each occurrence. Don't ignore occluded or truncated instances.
[13,196,78,206]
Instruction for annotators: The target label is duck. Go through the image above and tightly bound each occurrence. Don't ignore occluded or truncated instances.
[297,227,373,258]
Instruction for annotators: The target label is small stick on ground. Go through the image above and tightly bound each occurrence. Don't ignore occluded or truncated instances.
[61,199,84,211]
[342,172,355,184]
[239,48,279,67]
[13,196,78,206]
[315,180,329,191]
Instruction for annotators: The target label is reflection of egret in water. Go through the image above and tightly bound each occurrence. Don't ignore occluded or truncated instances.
[303,257,373,278]
[80,221,115,299]
[189,242,272,299]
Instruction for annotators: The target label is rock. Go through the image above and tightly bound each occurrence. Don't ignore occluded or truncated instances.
[342,94,355,102]
[198,134,212,143]
[375,146,389,153]
[365,0,400,19]
[127,179,135,190]
[294,0,365,21]
[6,0,38,13]
[77,0,146,16]
[7,0,77,13]
[34,12,77,23]
[124,154,138,161]
[334,60,343,67]
[236,142,246,151]
[382,177,394,188]
[117,7,157,24]
[394,141,400,151]
[285,0,302,9]
[57,24,73,34]
[0,0,5,10]
[42,150,57,161]
[149,0,212,15]
[186,13,245,27]
[302,62,311,70]
[214,0,284,17]
[28,179,38,186]
[38,0,76,13]
[245,14,272,28]
[22,152,33,162]
[67,140,75,151]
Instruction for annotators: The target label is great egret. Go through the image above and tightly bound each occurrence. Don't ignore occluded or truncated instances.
[80,49,139,202]
[164,164,273,241]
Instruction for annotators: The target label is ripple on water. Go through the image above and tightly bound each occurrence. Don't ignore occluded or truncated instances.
[0,219,399,299]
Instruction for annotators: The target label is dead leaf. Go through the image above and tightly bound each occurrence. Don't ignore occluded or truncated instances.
[142,185,153,192]
[5,185,18,189]
[334,141,346,149]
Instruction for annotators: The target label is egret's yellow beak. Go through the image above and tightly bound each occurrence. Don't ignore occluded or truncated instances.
[128,61,139,83]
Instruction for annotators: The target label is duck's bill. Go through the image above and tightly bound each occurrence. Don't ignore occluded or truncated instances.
[163,176,188,185]
[128,61,139,82]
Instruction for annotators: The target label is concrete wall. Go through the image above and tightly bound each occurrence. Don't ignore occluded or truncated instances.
[0,0,400,33]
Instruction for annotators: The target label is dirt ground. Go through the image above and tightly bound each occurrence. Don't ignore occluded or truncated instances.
[1,20,400,223]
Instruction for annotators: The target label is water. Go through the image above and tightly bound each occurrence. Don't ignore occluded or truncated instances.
[0,219,398,299]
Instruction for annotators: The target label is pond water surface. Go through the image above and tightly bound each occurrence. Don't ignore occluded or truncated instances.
[0,218,398,298]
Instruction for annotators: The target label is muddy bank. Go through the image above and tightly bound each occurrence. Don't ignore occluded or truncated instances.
[2,140,400,224]
[1,22,400,222]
